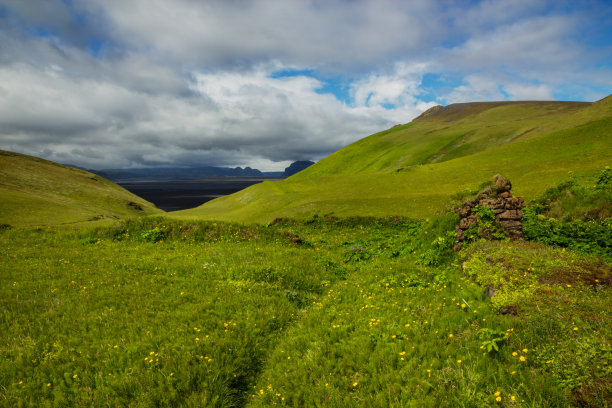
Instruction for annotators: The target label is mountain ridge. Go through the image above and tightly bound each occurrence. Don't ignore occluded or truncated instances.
[172,96,612,222]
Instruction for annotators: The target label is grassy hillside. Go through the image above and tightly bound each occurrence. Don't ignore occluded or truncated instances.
[0,97,609,407]
[172,97,612,223]
[0,150,162,226]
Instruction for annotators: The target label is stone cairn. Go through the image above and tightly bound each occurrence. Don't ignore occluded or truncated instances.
[454,174,524,250]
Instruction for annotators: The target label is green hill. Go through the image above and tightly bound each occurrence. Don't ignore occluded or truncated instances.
[172,97,612,223]
[0,100,609,407]
[0,150,162,226]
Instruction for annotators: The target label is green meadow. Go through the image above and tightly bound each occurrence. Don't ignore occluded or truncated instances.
[1,98,611,407]
[172,98,612,223]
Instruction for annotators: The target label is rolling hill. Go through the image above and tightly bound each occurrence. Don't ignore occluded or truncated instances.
[172,96,612,223]
[0,150,162,226]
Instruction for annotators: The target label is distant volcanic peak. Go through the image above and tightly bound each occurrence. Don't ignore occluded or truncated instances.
[283,160,315,177]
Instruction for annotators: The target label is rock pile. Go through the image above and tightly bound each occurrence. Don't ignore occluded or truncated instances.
[454,174,524,250]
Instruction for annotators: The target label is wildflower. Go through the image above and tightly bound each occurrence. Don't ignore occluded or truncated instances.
[573,327,578,331]
[494,391,500,397]
[522,348,528,353]
[353,382,358,387]
[457,359,462,364]
[519,356,526,362]
[512,352,518,356]
[511,371,516,375]
[496,396,502,402]
[448,334,454,338]
[511,396,516,401]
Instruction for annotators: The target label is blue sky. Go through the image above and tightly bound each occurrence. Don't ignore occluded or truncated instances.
[0,0,611,170]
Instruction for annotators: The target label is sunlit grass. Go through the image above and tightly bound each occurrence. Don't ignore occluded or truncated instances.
[1,215,609,407]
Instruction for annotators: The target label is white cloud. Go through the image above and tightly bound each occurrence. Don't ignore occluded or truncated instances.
[443,75,505,104]
[84,0,438,71]
[0,61,429,170]
[0,0,610,170]
[504,83,553,100]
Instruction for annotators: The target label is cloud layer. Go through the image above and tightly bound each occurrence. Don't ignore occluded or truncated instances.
[0,0,610,169]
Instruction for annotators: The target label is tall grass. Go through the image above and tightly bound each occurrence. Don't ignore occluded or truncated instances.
[1,213,609,407]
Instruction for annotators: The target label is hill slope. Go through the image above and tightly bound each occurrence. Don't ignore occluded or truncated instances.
[0,150,162,226]
[173,97,612,223]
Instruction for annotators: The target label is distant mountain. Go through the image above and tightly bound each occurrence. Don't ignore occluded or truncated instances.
[283,160,315,177]
[81,166,284,182]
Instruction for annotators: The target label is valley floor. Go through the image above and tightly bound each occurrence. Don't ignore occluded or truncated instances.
[0,215,609,407]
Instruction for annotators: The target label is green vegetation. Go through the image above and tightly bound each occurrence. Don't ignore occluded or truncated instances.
[1,206,609,407]
[0,150,161,227]
[172,98,611,223]
[1,97,610,406]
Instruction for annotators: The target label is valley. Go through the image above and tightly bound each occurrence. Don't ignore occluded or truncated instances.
[0,98,610,407]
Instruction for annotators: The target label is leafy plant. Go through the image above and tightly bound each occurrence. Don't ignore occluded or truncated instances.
[596,166,611,189]
[478,328,508,353]
[343,245,371,262]
[140,226,166,242]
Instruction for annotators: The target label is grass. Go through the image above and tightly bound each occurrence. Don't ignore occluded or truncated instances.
[0,210,609,407]
[0,150,162,227]
[172,98,612,223]
[0,96,610,406]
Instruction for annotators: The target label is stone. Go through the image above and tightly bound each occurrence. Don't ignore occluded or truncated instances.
[455,228,465,241]
[508,230,525,241]
[500,220,522,230]
[505,197,523,209]
[498,210,523,220]
[454,175,524,248]
[499,304,518,316]
[458,217,473,229]
[459,205,471,217]
[493,174,512,193]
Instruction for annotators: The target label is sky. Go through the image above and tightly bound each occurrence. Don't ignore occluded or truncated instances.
[0,0,611,171]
